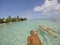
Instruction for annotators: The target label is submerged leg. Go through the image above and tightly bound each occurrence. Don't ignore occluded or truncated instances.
[46,31,57,38]
[49,29,60,34]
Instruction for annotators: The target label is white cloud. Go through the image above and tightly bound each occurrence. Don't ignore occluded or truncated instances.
[33,0,60,17]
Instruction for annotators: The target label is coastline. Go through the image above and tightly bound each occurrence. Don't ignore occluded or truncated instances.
[0,23,6,25]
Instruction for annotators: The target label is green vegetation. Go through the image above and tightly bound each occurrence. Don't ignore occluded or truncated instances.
[0,16,27,24]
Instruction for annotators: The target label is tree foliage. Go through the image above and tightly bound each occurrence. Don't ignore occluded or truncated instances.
[0,16,27,24]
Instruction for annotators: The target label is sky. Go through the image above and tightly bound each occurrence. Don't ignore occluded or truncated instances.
[0,0,60,19]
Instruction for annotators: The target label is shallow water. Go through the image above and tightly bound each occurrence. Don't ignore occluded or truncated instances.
[0,19,60,45]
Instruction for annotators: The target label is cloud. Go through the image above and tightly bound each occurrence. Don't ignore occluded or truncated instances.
[33,0,60,17]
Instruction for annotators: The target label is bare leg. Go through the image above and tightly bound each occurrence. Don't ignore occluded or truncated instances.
[45,30,57,38]
[48,28,60,34]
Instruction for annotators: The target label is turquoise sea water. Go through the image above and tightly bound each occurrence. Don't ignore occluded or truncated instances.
[0,19,60,45]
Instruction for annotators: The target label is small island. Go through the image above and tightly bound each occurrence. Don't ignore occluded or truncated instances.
[0,16,27,24]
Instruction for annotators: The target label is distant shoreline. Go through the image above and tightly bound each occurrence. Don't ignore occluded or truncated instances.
[0,16,27,24]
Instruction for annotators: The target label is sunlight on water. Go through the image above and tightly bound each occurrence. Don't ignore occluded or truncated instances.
[0,19,60,45]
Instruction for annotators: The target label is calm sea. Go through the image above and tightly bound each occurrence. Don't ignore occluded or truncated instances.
[0,19,60,45]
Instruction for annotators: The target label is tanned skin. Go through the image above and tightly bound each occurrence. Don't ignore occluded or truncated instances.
[27,31,42,45]
[38,25,60,38]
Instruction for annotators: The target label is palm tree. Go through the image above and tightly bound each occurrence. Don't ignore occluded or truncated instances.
[9,16,11,19]
[16,16,19,21]
[17,16,19,19]
[8,16,12,22]
[5,16,12,23]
